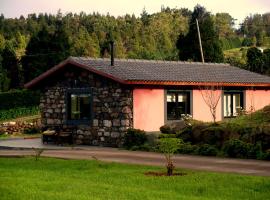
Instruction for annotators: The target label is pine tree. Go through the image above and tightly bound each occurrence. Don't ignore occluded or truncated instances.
[177,5,224,63]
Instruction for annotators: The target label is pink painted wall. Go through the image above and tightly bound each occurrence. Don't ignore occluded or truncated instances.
[246,90,270,112]
[192,90,222,122]
[133,89,164,131]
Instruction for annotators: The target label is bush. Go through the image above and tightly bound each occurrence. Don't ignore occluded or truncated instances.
[178,142,199,154]
[176,126,192,142]
[0,90,40,110]
[123,128,147,149]
[197,144,218,156]
[222,139,254,158]
[200,125,225,147]
[129,143,154,152]
[158,133,176,139]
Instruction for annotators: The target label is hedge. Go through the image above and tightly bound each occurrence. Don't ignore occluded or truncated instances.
[0,90,40,110]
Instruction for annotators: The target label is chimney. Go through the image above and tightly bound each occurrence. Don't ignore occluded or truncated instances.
[110,41,114,66]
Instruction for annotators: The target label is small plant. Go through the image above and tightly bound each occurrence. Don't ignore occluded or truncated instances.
[158,138,182,176]
[32,148,44,161]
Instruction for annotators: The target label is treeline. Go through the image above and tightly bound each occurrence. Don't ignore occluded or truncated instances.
[0,6,270,92]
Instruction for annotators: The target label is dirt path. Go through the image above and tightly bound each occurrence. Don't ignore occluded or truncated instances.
[0,147,269,177]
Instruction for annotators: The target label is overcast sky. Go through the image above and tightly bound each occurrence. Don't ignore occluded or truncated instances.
[1,0,270,23]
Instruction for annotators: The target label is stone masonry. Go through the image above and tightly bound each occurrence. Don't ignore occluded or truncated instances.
[40,66,133,147]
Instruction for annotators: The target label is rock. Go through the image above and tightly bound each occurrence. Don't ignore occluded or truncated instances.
[104,132,110,137]
[113,119,120,127]
[121,120,130,127]
[47,109,53,114]
[111,132,120,138]
[122,106,132,114]
[103,120,112,127]
[93,119,99,127]
[47,119,54,125]
[98,132,103,136]
[77,129,84,135]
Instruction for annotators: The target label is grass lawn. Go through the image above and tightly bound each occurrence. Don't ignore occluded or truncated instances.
[0,157,269,200]
[0,133,41,140]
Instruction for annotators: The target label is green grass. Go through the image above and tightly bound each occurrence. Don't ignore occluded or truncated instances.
[0,106,40,122]
[0,157,269,200]
[0,133,41,140]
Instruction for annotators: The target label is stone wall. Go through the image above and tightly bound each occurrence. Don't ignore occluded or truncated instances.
[40,66,133,147]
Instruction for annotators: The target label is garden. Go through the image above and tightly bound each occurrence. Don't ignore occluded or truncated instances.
[123,105,270,161]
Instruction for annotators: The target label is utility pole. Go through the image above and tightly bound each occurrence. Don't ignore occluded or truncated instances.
[196,19,204,63]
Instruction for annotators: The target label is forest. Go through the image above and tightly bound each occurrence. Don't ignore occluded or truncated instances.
[0,5,270,92]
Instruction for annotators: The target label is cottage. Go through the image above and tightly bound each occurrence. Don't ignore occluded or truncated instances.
[25,57,270,146]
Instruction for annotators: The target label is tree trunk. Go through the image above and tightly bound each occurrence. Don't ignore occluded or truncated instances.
[167,161,174,176]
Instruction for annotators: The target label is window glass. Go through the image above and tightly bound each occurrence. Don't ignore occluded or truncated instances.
[68,93,91,121]
[223,92,243,118]
[167,91,190,120]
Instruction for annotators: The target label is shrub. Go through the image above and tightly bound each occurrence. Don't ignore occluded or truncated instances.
[197,144,218,156]
[178,142,199,154]
[258,149,270,160]
[222,139,254,158]
[201,125,225,147]
[123,128,147,149]
[158,133,176,139]
[129,143,153,152]
[176,126,192,142]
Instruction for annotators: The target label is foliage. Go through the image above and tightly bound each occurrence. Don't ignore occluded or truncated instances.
[158,138,182,175]
[0,90,40,110]
[22,25,71,82]
[123,128,147,149]
[220,37,242,50]
[177,5,224,63]
[197,144,218,156]
[0,106,39,121]
[1,157,270,200]
[222,139,254,158]
[246,47,264,73]
[178,142,199,154]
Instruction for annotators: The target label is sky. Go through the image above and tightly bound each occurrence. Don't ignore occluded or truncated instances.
[0,0,270,23]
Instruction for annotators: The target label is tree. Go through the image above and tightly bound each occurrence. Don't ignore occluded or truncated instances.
[246,47,263,73]
[2,42,20,89]
[214,13,235,38]
[22,24,71,82]
[199,86,222,123]
[70,27,100,57]
[262,48,270,75]
[177,5,224,63]
[158,138,181,176]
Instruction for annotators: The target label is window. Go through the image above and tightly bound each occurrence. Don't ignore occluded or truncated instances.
[66,89,92,124]
[167,91,191,120]
[223,91,243,117]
